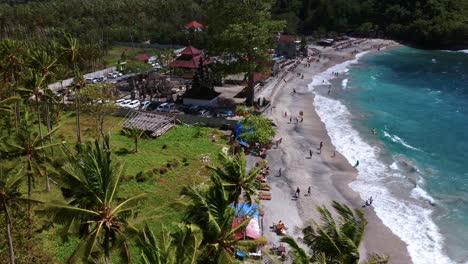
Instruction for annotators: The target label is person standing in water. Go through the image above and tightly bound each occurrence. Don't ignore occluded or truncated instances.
[307,186,311,196]
[354,160,359,168]
[309,149,313,158]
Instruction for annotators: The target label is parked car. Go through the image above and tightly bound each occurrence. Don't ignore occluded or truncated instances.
[67,92,76,101]
[107,72,115,79]
[198,110,213,118]
[85,78,97,84]
[96,76,106,82]
[118,99,131,107]
[156,103,175,112]
[146,101,160,111]
[140,101,151,110]
[126,100,140,109]
[186,105,201,114]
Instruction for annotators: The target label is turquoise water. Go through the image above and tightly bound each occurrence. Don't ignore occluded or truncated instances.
[343,47,468,263]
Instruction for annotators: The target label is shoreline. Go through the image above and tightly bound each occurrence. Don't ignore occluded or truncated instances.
[257,39,413,263]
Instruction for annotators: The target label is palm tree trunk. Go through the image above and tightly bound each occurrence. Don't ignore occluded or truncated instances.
[13,103,19,134]
[45,101,52,192]
[35,95,50,192]
[135,137,138,153]
[75,99,81,144]
[27,172,32,220]
[104,232,110,264]
[4,206,15,264]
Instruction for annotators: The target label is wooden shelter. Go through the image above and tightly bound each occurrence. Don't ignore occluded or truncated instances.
[123,111,175,137]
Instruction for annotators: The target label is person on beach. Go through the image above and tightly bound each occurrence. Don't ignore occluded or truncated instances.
[289,116,292,123]
[328,89,331,95]
[284,112,287,117]
[309,149,313,158]
[295,187,300,198]
[293,88,296,93]
[354,160,359,168]
[319,141,323,150]
[279,168,282,177]
[331,151,336,157]
[307,186,311,196]
[279,138,283,144]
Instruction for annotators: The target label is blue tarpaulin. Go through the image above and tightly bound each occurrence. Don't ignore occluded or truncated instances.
[234,122,243,138]
[239,139,249,148]
[232,203,260,218]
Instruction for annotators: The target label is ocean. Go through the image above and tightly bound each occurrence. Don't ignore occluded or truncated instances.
[309,47,468,264]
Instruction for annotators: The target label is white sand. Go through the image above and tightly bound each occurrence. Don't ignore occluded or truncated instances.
[256,39,413,263]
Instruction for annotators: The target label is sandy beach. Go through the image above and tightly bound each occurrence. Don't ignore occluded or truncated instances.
[255,39,413,263]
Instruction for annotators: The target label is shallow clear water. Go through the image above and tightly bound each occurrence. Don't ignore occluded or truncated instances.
[341,47,468,263]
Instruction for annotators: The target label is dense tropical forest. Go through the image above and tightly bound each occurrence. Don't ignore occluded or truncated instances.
[0,0,467,48]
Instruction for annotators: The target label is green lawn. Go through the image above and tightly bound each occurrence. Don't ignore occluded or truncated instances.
[103,45,160,67]
[31,111,228,263]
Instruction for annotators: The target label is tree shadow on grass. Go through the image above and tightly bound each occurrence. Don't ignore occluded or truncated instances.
[115,147,131,156]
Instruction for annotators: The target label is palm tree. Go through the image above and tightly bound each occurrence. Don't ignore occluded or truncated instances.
[180,174,251,263]
[0,166,29,264]
[279,236,311,264]
[0,96,20,114]
[137,224,203,264]
[0,39,25,132]
[303,201,366,264]
[280,201,389,264]
[9,112,59,214]
[123,126,144,153]
[46,136,146,263]
[207,152,261,209]
[61,33,83,144]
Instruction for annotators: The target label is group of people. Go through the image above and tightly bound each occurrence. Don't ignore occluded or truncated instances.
[363,196,374,207]
[294,186,312,200]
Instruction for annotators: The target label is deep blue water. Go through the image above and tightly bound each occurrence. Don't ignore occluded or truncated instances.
[344,47,468,262]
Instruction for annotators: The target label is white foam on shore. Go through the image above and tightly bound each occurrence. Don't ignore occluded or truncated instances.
[308,53,454,264]
[383,130,422,151]
[309,51,369,87]
[441,49,468,54]
[342,79,348,88]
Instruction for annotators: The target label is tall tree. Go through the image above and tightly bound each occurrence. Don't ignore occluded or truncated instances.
[46,136,146,263]
[0,166,27,264]
[9,112,58,216]
[80,83,118,138]
[280,202,390,264]
[180,174,251,263]
[207,152,260,209]
[61,34,83,144]
[137,224,203,264]
[208,0,285,106]
[122,126,145,153]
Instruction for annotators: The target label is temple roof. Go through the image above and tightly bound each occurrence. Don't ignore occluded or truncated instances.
[185,21,205,28]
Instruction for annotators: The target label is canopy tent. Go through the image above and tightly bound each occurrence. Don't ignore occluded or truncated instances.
[233,203,259,218]
[246,218,261,239]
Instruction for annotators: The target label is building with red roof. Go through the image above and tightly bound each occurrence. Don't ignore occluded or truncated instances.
[169,45,213,74]
[185,20,205,28]
[276,34,300,58]
[185,21,207,32]
[134,53,150,62]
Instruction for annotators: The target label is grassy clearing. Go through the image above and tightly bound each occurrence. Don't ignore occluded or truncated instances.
[103,45,160,67]
[31,111,228,262]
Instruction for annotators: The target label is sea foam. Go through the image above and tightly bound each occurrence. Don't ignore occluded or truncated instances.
[383,130,422,151]
[308,53,454,264]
